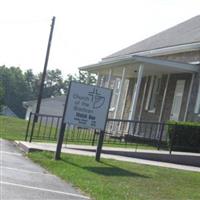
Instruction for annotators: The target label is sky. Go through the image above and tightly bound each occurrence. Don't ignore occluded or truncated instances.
[0,0,200,78]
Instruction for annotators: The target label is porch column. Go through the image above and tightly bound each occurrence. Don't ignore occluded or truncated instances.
[158,74,170,123]
[113,67,126,119]
[96,72,101,86]
[86,72,91,84]
[129,64,144,121]
[183,73,195,121]
[106,68,112,88]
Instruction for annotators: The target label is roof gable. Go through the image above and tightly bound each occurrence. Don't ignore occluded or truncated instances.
[105,15,200,59]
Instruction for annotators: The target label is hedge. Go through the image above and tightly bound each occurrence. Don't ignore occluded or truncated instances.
[168,121,200,153]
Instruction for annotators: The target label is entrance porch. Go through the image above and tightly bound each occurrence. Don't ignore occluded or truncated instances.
[80,55,199,124]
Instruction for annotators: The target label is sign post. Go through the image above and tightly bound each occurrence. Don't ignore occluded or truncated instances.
[54,82,70,160]
[54,81,112,161]
[95,130,105,161]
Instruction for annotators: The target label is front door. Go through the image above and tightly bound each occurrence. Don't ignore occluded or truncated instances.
[170,80,185,121]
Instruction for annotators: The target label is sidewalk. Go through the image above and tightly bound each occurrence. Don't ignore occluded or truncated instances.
[17,141,200,172]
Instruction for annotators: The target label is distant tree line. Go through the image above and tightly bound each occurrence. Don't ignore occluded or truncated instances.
[0,66,96,118]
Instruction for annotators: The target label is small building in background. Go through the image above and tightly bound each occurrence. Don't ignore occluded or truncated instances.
[22,95,66,120]
[0,105,18,118]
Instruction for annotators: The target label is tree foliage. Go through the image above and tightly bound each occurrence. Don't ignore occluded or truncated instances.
[29,69,66,98]
[43,69,65,97]
[0,66,30,117]
[0,82,4,112]
[78,70,96,85]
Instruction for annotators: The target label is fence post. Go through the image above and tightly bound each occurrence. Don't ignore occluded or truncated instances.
[169,123,177,154]
[29,113,37,143]
[25,112,32,141]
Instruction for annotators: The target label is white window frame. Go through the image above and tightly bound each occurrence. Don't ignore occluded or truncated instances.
[194,79,200,115]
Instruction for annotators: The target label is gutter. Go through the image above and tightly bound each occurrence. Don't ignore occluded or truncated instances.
[79,55,200,73]
[102,42,200,62]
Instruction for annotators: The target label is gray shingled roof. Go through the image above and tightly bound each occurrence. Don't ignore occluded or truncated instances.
[105,15,200,59]
[22,95,66,107]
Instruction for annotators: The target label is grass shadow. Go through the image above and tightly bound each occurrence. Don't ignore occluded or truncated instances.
[83,166,148,177]
[61,157,149,178]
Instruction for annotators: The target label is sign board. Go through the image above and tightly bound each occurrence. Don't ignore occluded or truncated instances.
[64,82,112,130]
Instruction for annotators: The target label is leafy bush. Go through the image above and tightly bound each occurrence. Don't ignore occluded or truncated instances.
[168,121,200,153]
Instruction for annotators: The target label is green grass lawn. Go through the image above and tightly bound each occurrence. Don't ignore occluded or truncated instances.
[0,116,27,140]
[28,151,200,200]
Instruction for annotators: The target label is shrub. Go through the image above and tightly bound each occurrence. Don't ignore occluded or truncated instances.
[168,121,200,153]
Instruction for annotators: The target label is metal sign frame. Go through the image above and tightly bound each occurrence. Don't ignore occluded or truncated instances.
[64,81,112,130]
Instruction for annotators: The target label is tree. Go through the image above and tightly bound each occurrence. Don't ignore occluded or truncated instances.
[24,69,37,99]
[0,66,31,117]
[78,70,96,85]
[0,82,4,112]
[24,68,66,99]
[62,73,76,93]
[43,69,65,97]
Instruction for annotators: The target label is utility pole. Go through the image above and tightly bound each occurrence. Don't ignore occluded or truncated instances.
[34,16,56,121]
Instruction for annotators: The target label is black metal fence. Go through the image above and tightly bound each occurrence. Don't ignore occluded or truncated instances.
[25,112,62,142]
[105,118,167,148]
[25,112,170,149]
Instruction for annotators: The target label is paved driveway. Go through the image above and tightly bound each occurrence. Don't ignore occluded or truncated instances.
[0,139,90,200]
